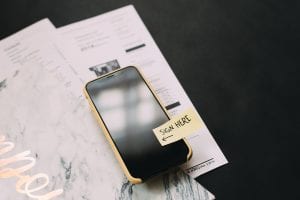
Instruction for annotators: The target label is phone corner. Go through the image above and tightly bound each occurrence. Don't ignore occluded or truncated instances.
[183,138,193,161]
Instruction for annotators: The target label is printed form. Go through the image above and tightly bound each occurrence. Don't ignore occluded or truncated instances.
[57,5,228,177]
[0,19,81,98]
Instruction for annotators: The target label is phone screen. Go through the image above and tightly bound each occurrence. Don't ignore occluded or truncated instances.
[86,66,189,180]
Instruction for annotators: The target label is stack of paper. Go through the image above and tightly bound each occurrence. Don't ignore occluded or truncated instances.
[0,5,227,199]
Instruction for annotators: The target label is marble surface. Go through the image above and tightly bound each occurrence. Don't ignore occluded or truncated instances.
[0,64,214,199]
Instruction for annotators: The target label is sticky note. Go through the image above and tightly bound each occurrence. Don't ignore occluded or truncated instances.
[153,108,203,146]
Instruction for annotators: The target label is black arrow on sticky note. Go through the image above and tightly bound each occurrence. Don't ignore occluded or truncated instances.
[162,135,173,141]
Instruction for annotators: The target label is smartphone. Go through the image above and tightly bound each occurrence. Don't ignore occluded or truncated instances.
[84,66,192,184]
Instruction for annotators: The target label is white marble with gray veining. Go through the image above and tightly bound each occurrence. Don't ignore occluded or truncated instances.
[0,64,214,200]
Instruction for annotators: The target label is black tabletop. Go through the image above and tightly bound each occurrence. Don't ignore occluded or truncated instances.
[1,1,299,199]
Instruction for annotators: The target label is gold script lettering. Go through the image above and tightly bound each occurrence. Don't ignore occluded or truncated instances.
[0,134,63,199]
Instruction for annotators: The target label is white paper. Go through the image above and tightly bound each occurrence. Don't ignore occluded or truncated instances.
[57,5,228,177]
[0,19,82,99]
[0,17,215,199]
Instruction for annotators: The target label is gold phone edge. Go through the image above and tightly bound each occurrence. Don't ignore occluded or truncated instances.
[83,66,193,184]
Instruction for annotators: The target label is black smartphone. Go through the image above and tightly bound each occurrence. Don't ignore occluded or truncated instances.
[84,66,192,183]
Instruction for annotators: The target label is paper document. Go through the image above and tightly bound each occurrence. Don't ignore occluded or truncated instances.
[57,5,228,177]
[0,19,214,200]
[0,19,82,99]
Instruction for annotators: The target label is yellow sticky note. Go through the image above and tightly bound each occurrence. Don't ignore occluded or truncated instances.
[153,108,203,146]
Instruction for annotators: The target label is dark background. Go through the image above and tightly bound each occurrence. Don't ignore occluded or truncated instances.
[1,0,299,199]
